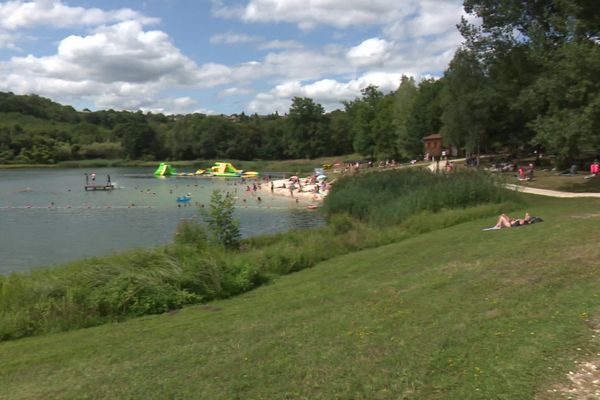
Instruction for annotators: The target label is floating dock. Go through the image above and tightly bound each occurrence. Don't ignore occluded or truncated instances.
[84,184,115,191]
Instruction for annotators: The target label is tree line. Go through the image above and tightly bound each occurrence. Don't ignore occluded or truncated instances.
[0,1,598,165]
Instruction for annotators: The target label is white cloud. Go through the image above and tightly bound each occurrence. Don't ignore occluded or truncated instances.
[219,86,254,97]
[384,0,464,39]
[347,38,391,67]
[0,20,214,111]
[222,0,410,30]
[210,32,260,44]
[246,72,409,114]
[210,32,303,50]
[0,31,20,49]
[0,0,158,30]
[7,21,201,84]
[214,0,464,31]
[258,39,303,50]
[140,97,215,115]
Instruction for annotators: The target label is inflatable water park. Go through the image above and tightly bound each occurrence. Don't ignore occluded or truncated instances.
[154,162,259,178]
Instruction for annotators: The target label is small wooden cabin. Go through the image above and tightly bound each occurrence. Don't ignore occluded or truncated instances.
[422,133,443,157]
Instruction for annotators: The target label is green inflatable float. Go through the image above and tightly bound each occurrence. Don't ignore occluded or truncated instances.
[154,162,177,176]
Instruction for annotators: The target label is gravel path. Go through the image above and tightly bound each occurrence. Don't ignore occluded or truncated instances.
[506,184,600,198]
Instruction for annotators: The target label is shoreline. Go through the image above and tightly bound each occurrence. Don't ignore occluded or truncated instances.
[257,177,328,205]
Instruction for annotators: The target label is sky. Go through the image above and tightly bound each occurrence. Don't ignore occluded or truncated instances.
[0,0,467,115]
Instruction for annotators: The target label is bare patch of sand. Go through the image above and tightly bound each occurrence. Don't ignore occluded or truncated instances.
[258,177,328,206]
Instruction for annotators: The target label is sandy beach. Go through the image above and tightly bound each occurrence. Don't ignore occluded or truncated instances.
[258,176,329,205]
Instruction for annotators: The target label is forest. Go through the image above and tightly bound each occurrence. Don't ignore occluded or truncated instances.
[0,1,598,166]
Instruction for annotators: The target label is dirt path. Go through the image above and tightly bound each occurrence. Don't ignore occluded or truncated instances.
[506,184,600,198]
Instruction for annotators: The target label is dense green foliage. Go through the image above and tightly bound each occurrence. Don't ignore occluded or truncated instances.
[324,169,516,226]
[0,172,515,341]
[445,0,600,163]
[0,92,362,164]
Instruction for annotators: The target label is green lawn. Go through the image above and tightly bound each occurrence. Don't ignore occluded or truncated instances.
[1,195,599,399]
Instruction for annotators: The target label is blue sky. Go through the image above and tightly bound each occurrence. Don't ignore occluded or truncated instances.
[0,0,466,115]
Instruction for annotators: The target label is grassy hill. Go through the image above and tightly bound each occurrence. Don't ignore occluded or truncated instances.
[1,195,599,399]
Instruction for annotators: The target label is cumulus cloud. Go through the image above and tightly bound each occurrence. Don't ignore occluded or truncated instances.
[347,38,391,67]
[384,0,464,39]
[6,21,200,84]
[214,0,464,31]
[246,72,409,114]
[0,20,220,111]
[216,0,409,30]
[0,0,157,30]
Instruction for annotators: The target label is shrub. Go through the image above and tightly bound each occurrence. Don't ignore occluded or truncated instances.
[203,190,241,249]
[328,212,355,234]
[174,218,208,248]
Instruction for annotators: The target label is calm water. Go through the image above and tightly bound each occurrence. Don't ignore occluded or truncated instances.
[0,168,324,274]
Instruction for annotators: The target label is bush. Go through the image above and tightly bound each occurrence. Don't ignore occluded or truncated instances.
[203,190,241,249]
[174,218,208,248]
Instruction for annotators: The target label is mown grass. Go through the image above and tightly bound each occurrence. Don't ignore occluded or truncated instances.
[0,195,598,399]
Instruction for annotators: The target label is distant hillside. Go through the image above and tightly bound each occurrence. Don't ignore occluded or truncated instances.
[0,91,356,165]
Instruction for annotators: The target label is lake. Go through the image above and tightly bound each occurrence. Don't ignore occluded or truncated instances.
[0,168,324,274]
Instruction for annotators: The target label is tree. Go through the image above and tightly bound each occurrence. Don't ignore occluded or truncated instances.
[372,94,398,160]
[286,97,328,159]
[115,122,158,159]
[345,85,384,159]
[203,190,241,249]
[459,0,600,160]
[257,118,286,159]
[393,76,419,158]
[441,49,496,160]
[402,78,444,157]
[328,110,354,156]
[526,42,600,160]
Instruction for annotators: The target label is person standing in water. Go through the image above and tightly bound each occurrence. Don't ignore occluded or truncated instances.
[107,174,111,185]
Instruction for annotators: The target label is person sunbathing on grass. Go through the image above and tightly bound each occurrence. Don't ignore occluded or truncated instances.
[493,212,531,229]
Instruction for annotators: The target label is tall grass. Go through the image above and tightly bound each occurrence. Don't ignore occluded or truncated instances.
[323,169,516,225]
[0,170,521,341]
